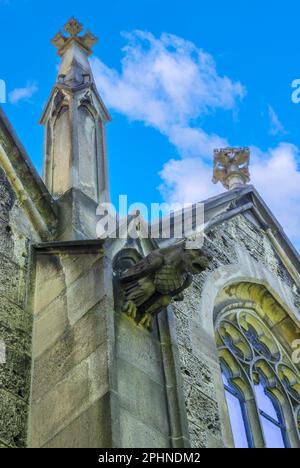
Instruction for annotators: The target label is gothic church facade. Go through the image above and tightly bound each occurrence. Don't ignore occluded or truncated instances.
[0,18,299,448]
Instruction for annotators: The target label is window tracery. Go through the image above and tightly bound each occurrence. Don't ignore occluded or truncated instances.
[216,301,300,448]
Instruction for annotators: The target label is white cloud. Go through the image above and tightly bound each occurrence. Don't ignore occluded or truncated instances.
[92,30,300,250]
[268,105,286,136]
[9,82,38,105]
[160,143,300,249]
[159,158,222,205]
[251,143,300,243]
[91,30,244,158]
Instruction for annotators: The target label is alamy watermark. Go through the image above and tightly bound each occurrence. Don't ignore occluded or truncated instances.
[96,196,205,248]
[0,339,6,365]
[291,79,300,104]
[0,79,6,104]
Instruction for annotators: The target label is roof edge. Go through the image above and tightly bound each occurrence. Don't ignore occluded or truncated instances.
[0,106,58,236]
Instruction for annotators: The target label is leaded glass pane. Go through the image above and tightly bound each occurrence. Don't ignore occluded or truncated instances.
[222,373,249,448]
[260,416,285,448]
[224,389,249,448]
[254,382,286,448]
[254,383,279,421]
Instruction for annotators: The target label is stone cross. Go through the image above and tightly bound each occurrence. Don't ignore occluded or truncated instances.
[51,16,98,56]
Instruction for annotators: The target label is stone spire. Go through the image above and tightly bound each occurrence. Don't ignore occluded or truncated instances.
[213,147,250,190]
[40,18,111,240]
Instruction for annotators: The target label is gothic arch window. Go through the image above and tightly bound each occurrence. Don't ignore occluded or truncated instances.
[215,286,300,449]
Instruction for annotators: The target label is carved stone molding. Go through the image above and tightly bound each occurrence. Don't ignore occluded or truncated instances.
[222,281,300,360]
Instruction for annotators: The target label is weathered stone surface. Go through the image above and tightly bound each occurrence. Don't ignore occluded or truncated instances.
[0,348,31,401]
[172,311,192,353]
[29,247,112,448]
[30,344,109,447]
[0,164,35,448]
[34,252,104,316]
[66,257,105,326]
[0,255,26,307]
[180,350,216,401]
[0,166,15,220]
[185,386,221,435]
[42,394,112,448]
[0,322,31,356]
[117,357,169,435]
[32,299,107,402]
[0,390,28,448]
[33,292,69,358]
[115,313,165,384]
[0,221,14,257]
[34,255,66,314]
[189,421,207,449]
[119,407,169,448]
[0,296,31,333]
[0,441,9,448]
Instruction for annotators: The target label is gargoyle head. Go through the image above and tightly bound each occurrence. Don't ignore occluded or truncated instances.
[181,248,212,275]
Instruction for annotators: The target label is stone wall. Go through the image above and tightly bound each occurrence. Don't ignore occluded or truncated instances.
[29,242,190,448]
[2,164,298,449]
[0,166,39,448]
[29,244,113,448]
[171,214,300,448]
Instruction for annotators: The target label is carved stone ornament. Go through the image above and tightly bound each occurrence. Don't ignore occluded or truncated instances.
[213,147,250,190]
[115,242,212,331]
[51,17,98,57]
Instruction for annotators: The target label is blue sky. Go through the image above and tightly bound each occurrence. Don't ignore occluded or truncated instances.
[1,0,300,250]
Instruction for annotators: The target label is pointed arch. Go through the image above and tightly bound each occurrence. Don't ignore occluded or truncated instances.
[214,281,300,448]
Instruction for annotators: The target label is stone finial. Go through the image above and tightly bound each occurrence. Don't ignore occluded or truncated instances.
[64,17,83,36]
[51,17,98,56]
[213,147,250,190]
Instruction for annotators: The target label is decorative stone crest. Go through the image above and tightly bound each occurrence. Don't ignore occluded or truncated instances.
[51,17,98,56]
[213,147,250,190]
[64,17,83,37]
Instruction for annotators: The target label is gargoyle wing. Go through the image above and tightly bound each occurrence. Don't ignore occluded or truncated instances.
[119,251,164,283]
[138,273,193,316]
[173,273,193,297]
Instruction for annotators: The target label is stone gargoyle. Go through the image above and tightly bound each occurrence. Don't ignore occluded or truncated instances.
[118,242,212,330]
